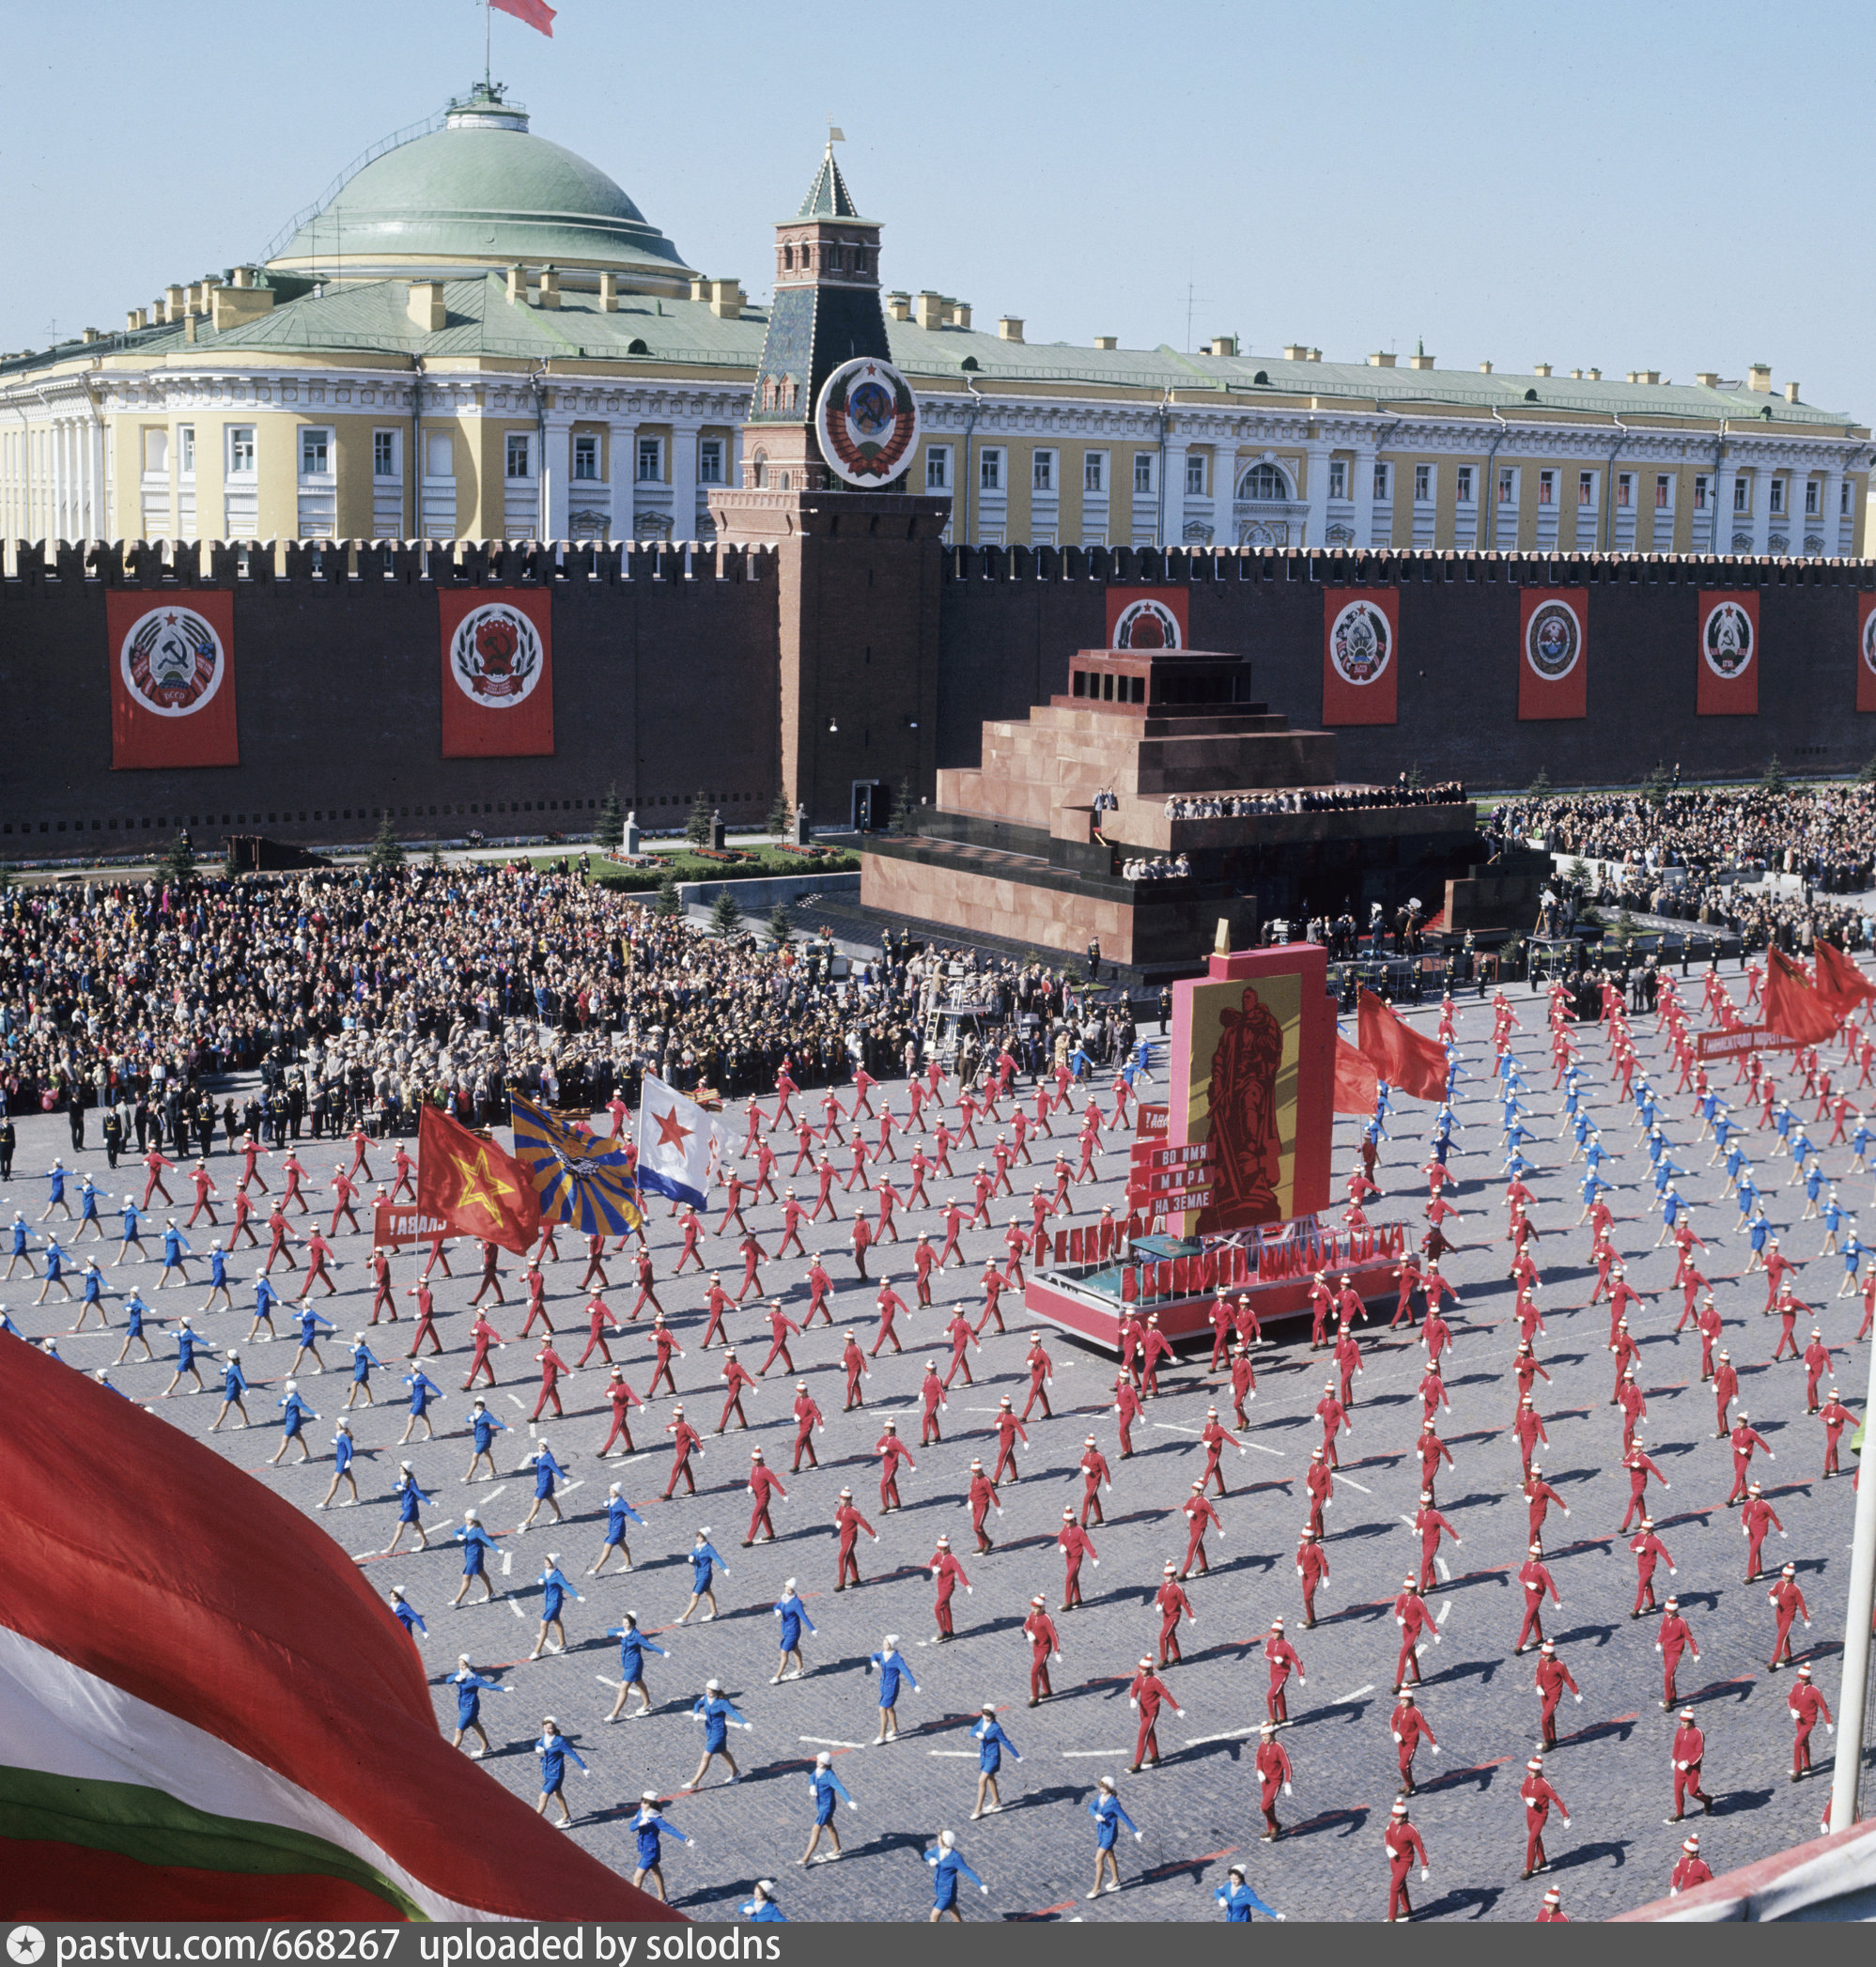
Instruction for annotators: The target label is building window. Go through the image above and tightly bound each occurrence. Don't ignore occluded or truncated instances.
[1372,462,1390,500]
[1577,471,1594,507]
[1770,478,1785,515]
[227,426,256,475]
[1655,473,1672,511]
[1243,461,1289,501]
[1184,454,1204,497]
[505,433,532,479]
[1084,451,1106,494]
[573,434,598,481]
[1499,468,1516,505]
[980,448,1003,492]
[1455,465,1474,503]
[426,432,453,477]
[373,430,397,477]
[637,436,662,483]
[699,438,724,484]
[1734,476,1750,512]
[1133,453,1155,496]
[1805,478,1820,516]
[1616,472,1632,508]
[924,446,951,491]
[300,427,331,476]
[1414,464,1432,502]
[1034,450,1056,493]
[177,426,194,475]
[143,428,168,474]
[1843,481,1853,516]
[1693,474,1709,511]
[1328,458,1347,501]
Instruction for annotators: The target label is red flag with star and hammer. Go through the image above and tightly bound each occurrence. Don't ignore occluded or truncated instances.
[416,1105,542,1254]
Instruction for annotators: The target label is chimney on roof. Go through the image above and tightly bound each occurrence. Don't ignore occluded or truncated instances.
[126,308,147,332]
[1695,370,1718,387]
[1533,363,1552,378]
[537,266,561,310]
[598,271,618,312]
[1641,369,1660,385]
[506,265,527,306]
[1748,363,1773,393]
[1209,334,1237,357]
[1587,367,1602,380]
[952,302,971,330]
[1478,361,1493,374]
[886,291,910,321]
[997,316,1024,342]
[914,290,944,329]
[1407,345,1435,370]
[1282,343,1309,361]
[164,285,185,321]
[1368,350,1395,367]
[232,265,255,288]
[407,281,447,333]
[1310,347,1321,361]
[82,327,100,344]
[709,279,742,320]
[1784,380,1801,404]
[1093,334,1117,349]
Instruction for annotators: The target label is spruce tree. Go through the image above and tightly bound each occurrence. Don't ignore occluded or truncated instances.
[160,830,197,888]
[686,790,714,847]
[595,784,625,852]
[1761,754,1788,796]
[653,870,682,916]
[367,813,406,876]
[766,786,795,837]
[710,889,744,937]
[768,899,793,946]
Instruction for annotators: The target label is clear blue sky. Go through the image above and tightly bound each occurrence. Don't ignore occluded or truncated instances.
[6,0,1870,412]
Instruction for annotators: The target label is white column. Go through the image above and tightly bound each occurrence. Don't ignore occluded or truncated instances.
[1349,444,1375,549]
[610,418,638,542]
[542,415,574,540]
[1816,469,1840,556]
[1215,446,1238,548]
[670,422,699,545]
[93,420,108,540]
[1300,441,1330,549]
[1160,437,1187,550]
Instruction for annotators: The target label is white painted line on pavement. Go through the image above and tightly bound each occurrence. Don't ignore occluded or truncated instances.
[509,1600,526,1619]
[505,1395,525,1409]
[1435,1557,1451,1583]
[1154,1422,1201,1434]
[501,1551,513,1575]
[1438,1601,1452,1624]
[596,1675,624,1688]
[1338,1476,1372,1494]
[1245,1442,1286,1456]
[928,1750,976,1757]
[1331,1683,1376,1706]
[1062,1749,1132,1758]
[1183,1727,1257,1748]
[799,1737,865,1748]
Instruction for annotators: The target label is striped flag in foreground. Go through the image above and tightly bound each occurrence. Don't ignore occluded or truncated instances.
[0,1333,680,1921]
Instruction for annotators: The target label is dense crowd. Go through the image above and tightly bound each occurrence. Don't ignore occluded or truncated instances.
[1122,853,1192,882]
[0,864,1139,1133]
[1490,783,1876,954]
[1163,780,1466,820]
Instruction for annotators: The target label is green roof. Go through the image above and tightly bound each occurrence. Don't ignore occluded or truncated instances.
[796,147,861,221]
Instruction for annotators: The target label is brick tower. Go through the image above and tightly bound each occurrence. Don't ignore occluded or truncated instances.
[710,140,951,829]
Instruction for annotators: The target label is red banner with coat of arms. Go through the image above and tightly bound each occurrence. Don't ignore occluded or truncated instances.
[1321,587,1398,724]
[1857,592,1876,714]
[439,589,554,757]
[1518,588,1588,720]
[1696,590,1759,717]
[106,589,240,770]
[1105,587,1187,651]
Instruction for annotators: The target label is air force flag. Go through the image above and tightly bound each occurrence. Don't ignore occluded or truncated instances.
[635,1075,726,1210]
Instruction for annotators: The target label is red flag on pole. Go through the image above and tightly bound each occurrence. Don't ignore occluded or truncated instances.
[1333,1032,1379,1115]
[1356,988,1448,1102]
[492,0,556,33]
[1813,940,1876,1015]
[1762,948,1839,1046]
[416,1105,542,1254]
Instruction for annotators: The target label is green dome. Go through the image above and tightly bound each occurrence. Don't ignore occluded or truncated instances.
[268,86,694,288]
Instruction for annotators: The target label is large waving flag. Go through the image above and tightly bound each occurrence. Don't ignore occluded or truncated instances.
[0,1334,679,1921]
[635,1075,725,1210]
[1763,948,1839,1047]
[509,1094,643,1237]
[1356,988,1448,1102]
[416,1104,541,1254]
[1813,940,1876,1017]
[491,0,556,34]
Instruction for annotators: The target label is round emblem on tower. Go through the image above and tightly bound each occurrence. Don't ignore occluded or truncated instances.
[1525,599,1581,683]
[449,602,544,706]
[119,605,225,717]
[1702,599,1753,679]
[814,356,921,488]
[1328,598,1391,686]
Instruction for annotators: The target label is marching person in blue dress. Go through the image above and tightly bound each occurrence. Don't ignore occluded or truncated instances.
[162,1315,213,1396]
[115,1197,147,1267]
[448,1655,509,1758]
[675,1529,730,1624]
[113,1287,153,1365]
[451,1508,500,1606]
[287,1301,335,1375]
[318,1417,358,1508]
[519,1439,573,1533]
[154,1220,194,1292]
[209,1347,251,1431]
[533,1715,588,1827]
[71,1259,112,1331]
[400,1365,444,1444]
[969,1703,1019,1819]
[1215,1862,1283,1920]
[463,1396,508,1481]
[604,1613,667,1722]
[772,1577,814,1682]
[36,1231,73,1305]
[588,1481,646,1577]
[269,1378,318,1464]
[382,1462,434,1555]
[798,1751,856,1866]
[867,1634,918,1743]
[527,1553,579,1660]
[1085,1773,1141,1898]
[388,1585,426,1646]
[630,1791,692,1901]
[739,1882,785,1922]
[924,1830,987,1921]
[345,1332,386,1408]
[247,1271,284,1342]
[684,1677,752,1789]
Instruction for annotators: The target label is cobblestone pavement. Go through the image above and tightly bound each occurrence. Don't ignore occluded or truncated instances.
[4,978,1870,1923]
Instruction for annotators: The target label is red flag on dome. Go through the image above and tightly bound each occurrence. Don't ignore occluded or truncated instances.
[491,0,556,34]
[1762,948,1839,1046]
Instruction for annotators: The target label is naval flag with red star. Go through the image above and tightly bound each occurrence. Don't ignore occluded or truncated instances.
[635,1075,726,1210]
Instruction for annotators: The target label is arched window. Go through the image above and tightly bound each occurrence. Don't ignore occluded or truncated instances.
[783,245,795,271]
[1238,461,1291,502]
[752,448,767,488]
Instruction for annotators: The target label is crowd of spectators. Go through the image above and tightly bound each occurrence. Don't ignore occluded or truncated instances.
[1122,853,1192,882]
[1162,779,1466,820]
[0,862,1137,1135]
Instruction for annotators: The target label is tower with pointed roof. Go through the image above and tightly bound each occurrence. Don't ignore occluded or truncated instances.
[736,140,894,493]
